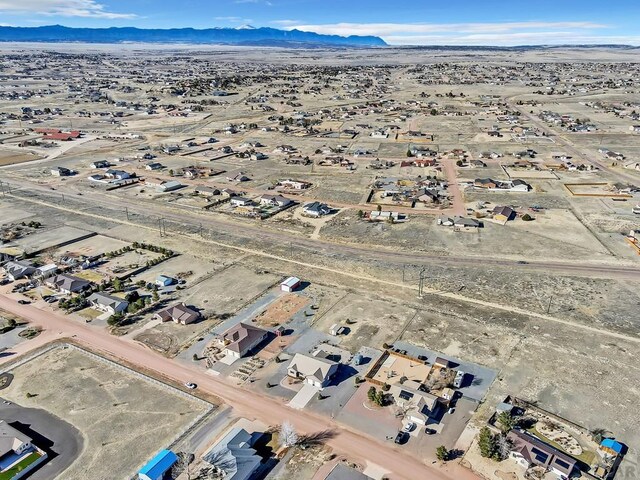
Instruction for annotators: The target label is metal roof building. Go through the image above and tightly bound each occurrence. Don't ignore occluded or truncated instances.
[138,449,178,480]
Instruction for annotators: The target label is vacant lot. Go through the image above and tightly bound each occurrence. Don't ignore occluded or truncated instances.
[178,264,279,317]
[0,345,212,480]
[254,293,308,327]
[313,293,416,352]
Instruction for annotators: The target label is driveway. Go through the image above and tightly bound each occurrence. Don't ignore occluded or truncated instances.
[288,383,320,410]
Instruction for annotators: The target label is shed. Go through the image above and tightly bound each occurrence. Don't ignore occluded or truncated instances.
[280,276,301,292]
[138,449,178,480]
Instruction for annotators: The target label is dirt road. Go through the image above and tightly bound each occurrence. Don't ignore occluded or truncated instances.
[4,180,640,282]
[0,296,479,480]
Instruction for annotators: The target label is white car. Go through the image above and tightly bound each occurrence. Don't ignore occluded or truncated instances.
[403,422,416,432]
[184,382,197,390]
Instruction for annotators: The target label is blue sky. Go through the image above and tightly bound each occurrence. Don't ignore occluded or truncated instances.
[0,0,638,45]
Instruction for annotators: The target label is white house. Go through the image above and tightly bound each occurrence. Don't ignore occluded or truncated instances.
[287,352,339,388]
[87,292,128,315]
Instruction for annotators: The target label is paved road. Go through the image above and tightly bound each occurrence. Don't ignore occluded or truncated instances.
[5,180,640,281]
[0,296,480,480]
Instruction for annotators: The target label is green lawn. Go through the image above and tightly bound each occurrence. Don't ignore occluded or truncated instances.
[0,451,42,480]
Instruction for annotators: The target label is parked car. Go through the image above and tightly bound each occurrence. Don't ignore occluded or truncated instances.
[17,299,30,305]
[394,431,409,445]
[448,407,455,414]
[425,428,437,435]
[403,422,416,432]
[184,382,197,390]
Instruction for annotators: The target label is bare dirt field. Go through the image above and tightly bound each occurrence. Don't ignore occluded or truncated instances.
[178,264,280,317]
[0,345,212,480]
[313,293,416,352]
[254,293,309,327]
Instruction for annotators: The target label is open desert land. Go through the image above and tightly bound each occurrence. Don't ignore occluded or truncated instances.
[0,344,213,480]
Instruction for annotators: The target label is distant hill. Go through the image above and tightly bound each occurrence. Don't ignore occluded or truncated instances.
[0,25,387,47]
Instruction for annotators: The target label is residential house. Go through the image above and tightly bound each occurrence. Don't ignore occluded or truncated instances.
[87,292,128,315]
[474,178,498,189]
[453,216,481,229]
[3,260,36,281]
[153,303,199,325]
[389,379,441,425]
[33,264,57,280]
[203,428,261,480]
[158,180,183,192]
[437,216,454,226]
[51,166,72,177]
[287,352,339,388]
[138,449,178,480]
[90,160,110,169]
[145,162,164,171]
[230,197,254,207]
[194,186,220,197]
[259,195,292,208]
[302,202,331,217]
[227,173,250,182]
[0,420,33,459]
[278,179,312,190]
[507,430,577,479]
[493,206,516,223]
[105,169,132,180]
[218,323,269,359]
[45,274,91,294]
[324,464,373,480]
[510,179,531,192]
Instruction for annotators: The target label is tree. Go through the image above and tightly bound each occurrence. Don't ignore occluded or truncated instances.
[112,278,124,292]
[495,434,513,461]
[436,445,450,461]
[6,318,17,328]
[591,428,610,443]
[280,421,298,448]
[521,213,534,221]
[497,412,516,433]
[478,427,498,459]
[357,210,364,219]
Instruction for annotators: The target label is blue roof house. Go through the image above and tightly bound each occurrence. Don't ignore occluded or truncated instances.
[138,449,178,480]
[600,438,624,456]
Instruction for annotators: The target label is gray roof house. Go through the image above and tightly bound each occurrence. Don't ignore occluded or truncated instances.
[302,202,331,217]
[0,420,33,459]
[4,261,36,281]
[324,463,373,480]
[45,274,91,294]
[287,352,339,388]
[87,292,128,314]
[203,427,262,480]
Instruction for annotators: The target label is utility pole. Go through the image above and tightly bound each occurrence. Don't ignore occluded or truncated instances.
[0,181,5,196]
[125,207,129,221]
[418,268,426,298]
[546,295,553,314]
[159,217,164,237]
[199,223,203,238]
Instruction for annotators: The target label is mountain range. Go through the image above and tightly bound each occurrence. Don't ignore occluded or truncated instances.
[0,25,387,47]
